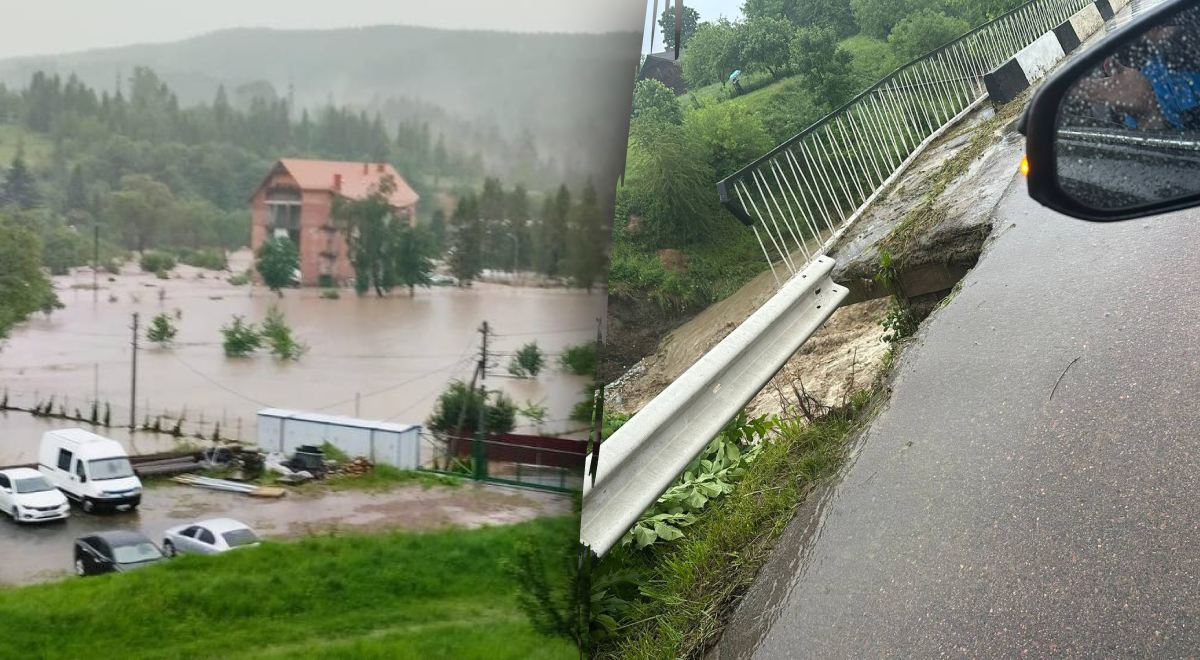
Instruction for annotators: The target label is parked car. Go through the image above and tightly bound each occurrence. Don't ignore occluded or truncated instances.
[162,518,261,557]
[74,531,166,576]
[0,468,70,523]
[38,428,143,513]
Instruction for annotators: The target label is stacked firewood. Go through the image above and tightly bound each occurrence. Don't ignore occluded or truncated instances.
[332,456,375,477]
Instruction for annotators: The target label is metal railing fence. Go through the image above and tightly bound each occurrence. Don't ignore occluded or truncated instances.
[717,0,1092,285]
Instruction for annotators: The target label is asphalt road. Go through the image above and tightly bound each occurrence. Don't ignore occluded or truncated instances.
[713,151,1200,657]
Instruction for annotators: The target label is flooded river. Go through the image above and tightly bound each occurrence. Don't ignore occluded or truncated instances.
[0,253,603,464]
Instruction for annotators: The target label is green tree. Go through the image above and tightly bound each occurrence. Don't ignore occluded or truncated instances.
[42,227,87,275]
[429,208,448,254]
[389,223,434,296]
[743,0,858,37]
[851,0,915,38]
[433,133,448,185]
[740,16,794,79]
[146,312,178,346]
[64,164,88,213]
[658,5,700,51]
[449,193,484,284]
[887,9,970,60]
[427,380,517,437]
[261,306,308,360]
[507,185,532,271]
[335,176,397,296]
[507,342,546,379]
[1,147,40,210]
[220,315,262,357]
[0,218,60,340]
[683,98,775,179]
[104,174,175,252]
[791,27,858,109]
[254,236,299,295]
[631,79,683,126]
[626,120,721,244]
[538,185,572,278]
[680,19,741,88]
[567,180,607,291]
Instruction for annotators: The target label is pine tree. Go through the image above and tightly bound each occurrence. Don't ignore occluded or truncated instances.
[539,184,571,278]
[567,179,607,291]
[429,208,448,254]
[449,193,484,285]
[65,163,87,213]
[390,224,435,296]
[1,146,40,210]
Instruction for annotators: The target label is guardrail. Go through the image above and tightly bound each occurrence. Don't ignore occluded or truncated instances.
[583,0,1104,557]
[582,257,847,556]
[717,0,1091,284]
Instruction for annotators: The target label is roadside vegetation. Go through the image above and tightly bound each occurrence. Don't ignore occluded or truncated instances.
[0,516,578,660]
[614,0,1029,318]
[590,389,881,658]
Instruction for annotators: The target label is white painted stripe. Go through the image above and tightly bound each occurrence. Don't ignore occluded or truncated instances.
[1068,4,1105,41]
[1015,30,1067,82]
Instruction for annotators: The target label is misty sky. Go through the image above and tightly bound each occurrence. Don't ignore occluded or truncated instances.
[0,0,647,59]
[641,0,744,54]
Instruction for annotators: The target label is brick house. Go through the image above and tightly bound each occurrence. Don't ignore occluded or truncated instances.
[249,159,419,286]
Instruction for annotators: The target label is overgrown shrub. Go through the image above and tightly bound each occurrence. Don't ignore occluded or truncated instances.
[559,341,598,377]
[139,251,176,274]
[507,342,545,379]
[261,306,308,360]
[220,315,262,357]
[146,312,178,346]
[427,380,517,437]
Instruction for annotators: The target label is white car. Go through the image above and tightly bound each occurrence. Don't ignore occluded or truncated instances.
[0,468,70,523]
[162,518,261,557]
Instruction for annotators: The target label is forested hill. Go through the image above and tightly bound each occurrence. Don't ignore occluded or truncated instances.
[0,25,641,183]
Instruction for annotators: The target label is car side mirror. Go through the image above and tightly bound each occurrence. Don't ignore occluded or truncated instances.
[1024,0,1200,221]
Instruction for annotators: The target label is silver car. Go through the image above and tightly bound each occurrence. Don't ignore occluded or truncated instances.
[162,518,261,557]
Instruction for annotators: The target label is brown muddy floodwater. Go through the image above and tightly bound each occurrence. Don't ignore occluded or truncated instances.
[0,482,570,586]
[0,252,603,464]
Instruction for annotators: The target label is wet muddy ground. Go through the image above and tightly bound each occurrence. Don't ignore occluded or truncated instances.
[0,480,570,586]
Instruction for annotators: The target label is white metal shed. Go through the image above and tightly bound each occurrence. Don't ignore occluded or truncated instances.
[256,409,421,470]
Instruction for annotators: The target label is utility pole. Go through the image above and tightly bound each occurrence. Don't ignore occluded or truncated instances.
[475,320,489,480]
[129,313,139,431]
[92,223,99,303]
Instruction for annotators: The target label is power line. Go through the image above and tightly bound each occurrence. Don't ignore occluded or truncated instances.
[167,351,275,408]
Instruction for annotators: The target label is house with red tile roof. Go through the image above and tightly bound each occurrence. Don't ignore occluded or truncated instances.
[249,158,419,286]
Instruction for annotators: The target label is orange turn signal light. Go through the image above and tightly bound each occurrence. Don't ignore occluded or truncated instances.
[1020,155,1030,177]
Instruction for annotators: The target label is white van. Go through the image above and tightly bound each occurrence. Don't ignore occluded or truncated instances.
[38,428,142,513]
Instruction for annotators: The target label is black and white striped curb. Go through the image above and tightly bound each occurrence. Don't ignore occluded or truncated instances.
[985,0,1132,104]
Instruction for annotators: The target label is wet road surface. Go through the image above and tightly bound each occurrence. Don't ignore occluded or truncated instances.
[0,481,568,586]
[715,146,1200,656]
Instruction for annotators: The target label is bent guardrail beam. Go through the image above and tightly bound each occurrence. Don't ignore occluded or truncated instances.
[581,256,848,557]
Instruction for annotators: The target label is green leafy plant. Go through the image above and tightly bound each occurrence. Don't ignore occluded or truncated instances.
[507,341,545,378]
[879,297,917,344]
[220,315,262,357]
[139,250,176,274]
[146,312,178,346]
[558,341,598,377]
[261,306,308,360]
[518,399,549,434]
[623,412,774,549]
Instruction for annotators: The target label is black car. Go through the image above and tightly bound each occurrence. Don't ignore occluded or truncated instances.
[74,530,166,577]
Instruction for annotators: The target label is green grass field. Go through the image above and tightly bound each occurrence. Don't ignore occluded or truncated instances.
[0,516,578,660]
